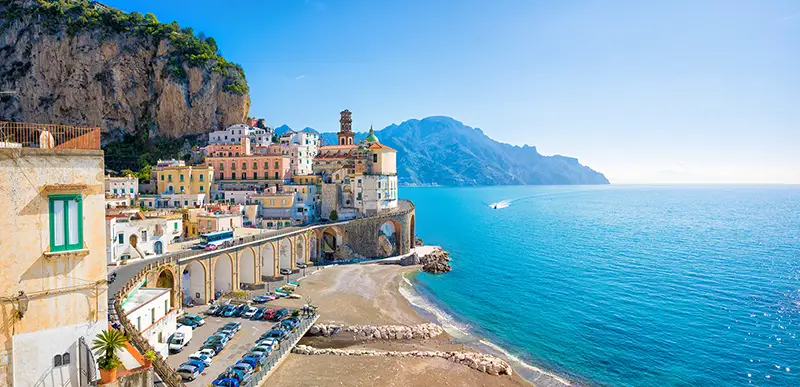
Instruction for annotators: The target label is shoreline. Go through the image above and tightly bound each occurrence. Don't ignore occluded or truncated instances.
[399,269,575,387]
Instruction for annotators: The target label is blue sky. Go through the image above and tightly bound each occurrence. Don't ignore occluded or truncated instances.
[105,0,800,183]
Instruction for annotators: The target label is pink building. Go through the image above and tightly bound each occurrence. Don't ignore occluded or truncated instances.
[197,212,243,234]
[206,140,291,181]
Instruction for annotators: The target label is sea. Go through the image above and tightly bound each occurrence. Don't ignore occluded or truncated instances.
[399,185,800,387]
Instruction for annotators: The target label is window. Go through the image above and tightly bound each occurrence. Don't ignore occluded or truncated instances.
[129,188,134,193]
[252,162,257,169]
[253,172,258,179]
[220,172,225,179]
[174,222,178,231]
[165,299,169,313]
[264,161,268,169]
[168,175,172,182]
[357,193,362,200]
[200,185,205,192]
[112,188,117,194]
[173,201,180,207]
[282,199,286,206]
[378,182,382,189]
[274,161,279,168]
[151,307,156,324]
[270,200,275,206]
[373,154,378,162]
[242,162,247,170]
[232,172,237,179]
[207,220,212,227]
[180,174,184,182]
[184,200,189,206]
[118,233,124,244]
[53,355,63,367]
[179,185,184,192]
[274,172,279,179]
[199,174,204,182]
[141,230,147,240]
[137,316,141,331]
[232,163,236,170]
[49,195,83,252]
[62,353,70,366]
[378,193,382,199]
[160,175,164,181]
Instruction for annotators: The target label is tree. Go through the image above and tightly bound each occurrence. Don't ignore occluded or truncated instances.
[143,12,158,25]
[92,329,127,370]
[329,210,338,221]
[120,169,135,177]
[255,118,267,129]
[137,165,153,181]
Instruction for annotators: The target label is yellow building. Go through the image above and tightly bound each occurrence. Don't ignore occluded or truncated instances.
[155,163,214,196]
[292,175,322,185]
[181,208,204,238]
[0,122,108,386]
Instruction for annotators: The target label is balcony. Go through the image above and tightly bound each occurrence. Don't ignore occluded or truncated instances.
[0,121,100,150]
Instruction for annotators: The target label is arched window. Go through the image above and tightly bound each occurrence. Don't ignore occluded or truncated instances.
[53,354,63,367]
[62,352,71,365]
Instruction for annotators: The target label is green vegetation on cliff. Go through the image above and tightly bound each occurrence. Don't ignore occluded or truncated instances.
[0,0,247,94]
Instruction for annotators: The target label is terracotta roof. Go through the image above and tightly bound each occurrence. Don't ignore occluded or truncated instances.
[320,145,359,150]
[369,143,396,152]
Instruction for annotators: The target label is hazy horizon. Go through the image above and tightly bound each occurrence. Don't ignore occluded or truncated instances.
[103,0,800,184]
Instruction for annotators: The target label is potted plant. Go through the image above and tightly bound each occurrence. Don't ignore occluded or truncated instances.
[143,349,156,367]
[291,309,301,318]
[92,329,127,384]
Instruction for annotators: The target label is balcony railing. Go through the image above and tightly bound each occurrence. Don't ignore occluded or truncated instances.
[0,121,101,150]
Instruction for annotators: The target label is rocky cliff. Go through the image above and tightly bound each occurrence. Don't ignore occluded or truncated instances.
[0,0,249,143]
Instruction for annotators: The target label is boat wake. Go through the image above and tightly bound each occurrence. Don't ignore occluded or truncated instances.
[489,200,511,209]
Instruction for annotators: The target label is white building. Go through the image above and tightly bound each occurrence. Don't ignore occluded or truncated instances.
[279,130,319,176]
[353,174,399,216]
[106,214,183,264]
[105,175,139,199]
[121,287,177,357]
[281,184,318,223]
[160,193,207,208]
[209,124,272,147]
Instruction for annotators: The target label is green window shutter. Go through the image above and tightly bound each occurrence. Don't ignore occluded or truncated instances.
[49,195,83,252]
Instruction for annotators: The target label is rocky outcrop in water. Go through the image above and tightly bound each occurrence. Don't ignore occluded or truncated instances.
[292,345,513,376]
[399,252,421,266]
[308,323,444,340]
[420,247,452,274]
[0,0,249,143]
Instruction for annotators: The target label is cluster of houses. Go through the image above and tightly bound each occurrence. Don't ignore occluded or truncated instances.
[103,110,399,265]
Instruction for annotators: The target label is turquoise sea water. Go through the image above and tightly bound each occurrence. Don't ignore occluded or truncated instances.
[401,185,800,387]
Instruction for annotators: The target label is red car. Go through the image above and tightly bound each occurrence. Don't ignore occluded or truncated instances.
[262,308,276,320]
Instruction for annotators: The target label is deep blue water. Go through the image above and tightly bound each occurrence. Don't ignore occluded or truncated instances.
[402,185,800,387]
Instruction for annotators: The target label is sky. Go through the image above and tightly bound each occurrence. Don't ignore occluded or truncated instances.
[105,0,800,184]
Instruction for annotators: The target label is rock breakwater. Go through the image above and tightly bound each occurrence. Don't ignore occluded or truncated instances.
[292,345,513,376]
[420,247,452,274]
[308,323,444,340]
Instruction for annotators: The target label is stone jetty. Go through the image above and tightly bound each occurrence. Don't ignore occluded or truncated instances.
[308,323,444,340]
[292,345,513,376]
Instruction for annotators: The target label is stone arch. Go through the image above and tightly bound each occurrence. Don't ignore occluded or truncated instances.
[261,242,277,278]
[378,219,401,257]
[155,267,178,308]
[410,214,416,248]
[321,226,344,260]
[213,253,235,295]
[182,260,207,305]
[239,247,258,285]
[279,238,293,271]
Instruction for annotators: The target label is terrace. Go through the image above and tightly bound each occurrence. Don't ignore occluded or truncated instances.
[0,121,100,150]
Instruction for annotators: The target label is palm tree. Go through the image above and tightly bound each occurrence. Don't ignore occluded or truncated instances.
[92,329,127,370]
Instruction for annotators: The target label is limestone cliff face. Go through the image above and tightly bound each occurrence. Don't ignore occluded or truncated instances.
[0,1,250,143]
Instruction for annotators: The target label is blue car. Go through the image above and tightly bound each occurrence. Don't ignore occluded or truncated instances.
[212,377,241,387]
[252,308,266,320]
[262,329,288,341]
[241,351,266,368]
[181,359,206,373]
[222,305,237,317]
[252,295,269,304]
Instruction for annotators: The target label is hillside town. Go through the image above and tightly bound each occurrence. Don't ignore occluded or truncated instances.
[1,110,458,387]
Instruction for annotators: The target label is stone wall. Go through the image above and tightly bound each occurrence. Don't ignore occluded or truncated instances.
[308,323,443,340]
[116,368,155,387]
[292,345,513,376]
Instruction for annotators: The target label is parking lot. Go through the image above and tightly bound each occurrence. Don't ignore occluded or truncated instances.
[166,298,308,386]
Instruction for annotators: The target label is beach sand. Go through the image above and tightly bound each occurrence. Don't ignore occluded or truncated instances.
[266,264,532,386]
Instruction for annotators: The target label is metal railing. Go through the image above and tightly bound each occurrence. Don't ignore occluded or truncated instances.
[0,121,101,150]
[242,313,319,387]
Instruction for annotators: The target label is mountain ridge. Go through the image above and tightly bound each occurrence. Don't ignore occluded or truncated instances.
[304,116,608,186]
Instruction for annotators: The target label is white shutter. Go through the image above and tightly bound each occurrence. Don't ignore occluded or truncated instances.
[68,199,79,245]
[53,200,65,246]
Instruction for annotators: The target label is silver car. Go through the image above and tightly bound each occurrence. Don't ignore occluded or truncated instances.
[176,364,200,381]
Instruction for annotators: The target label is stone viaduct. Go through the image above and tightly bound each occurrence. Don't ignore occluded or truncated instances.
[137,200,416,306]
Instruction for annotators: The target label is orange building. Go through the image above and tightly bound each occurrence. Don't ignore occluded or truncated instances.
[206,139,291,181]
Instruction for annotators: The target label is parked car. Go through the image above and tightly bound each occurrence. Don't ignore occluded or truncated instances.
[271,308,289,321]
[201,343,224,354]
[198,348,216,358]
[241,351,267,368]
[216,328,236,340]
[253,308,266,320]
[183,313,206,326]
[251,344,273,356]
[189,353,213,367]
[223,322,242,333]
[205,304,221,315]
[182,359,206,373]
[222,305,237,317]
[232,362,254,378]
[262,329,288,341]
[176,317,199,328]
[281,317,300,331]
[176,364,200,381]
[252,295,270,304]
[296,262,308,268]
[243,307,258,319]
[279,268,292,275]
[257,338,280,350]
[207,334,230,346]
[205,244,218,251]
[236,304,251,317]
[212,377,240,387]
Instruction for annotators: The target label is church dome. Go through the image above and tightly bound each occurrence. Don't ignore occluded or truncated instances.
[365,126,379,143]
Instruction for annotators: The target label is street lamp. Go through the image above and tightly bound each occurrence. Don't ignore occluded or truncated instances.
[14,291,29,319]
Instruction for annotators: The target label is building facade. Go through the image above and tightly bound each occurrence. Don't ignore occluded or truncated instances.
[121,287,177,357]
[208,124,272,147]
[105,175,139,200]
[0,123,107,387]
[196,213,243,234]
[106,213,183,264]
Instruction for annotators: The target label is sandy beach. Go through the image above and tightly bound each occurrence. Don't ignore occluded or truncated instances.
[266,264,532,387]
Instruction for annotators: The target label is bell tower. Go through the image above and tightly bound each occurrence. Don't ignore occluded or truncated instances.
[338,109,354,145]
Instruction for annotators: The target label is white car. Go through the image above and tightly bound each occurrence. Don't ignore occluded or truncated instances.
[198,348,216,358]
[257,338,279,351]
[243,307,258,319]
[188,353,212,367]
[280,268,292,275]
